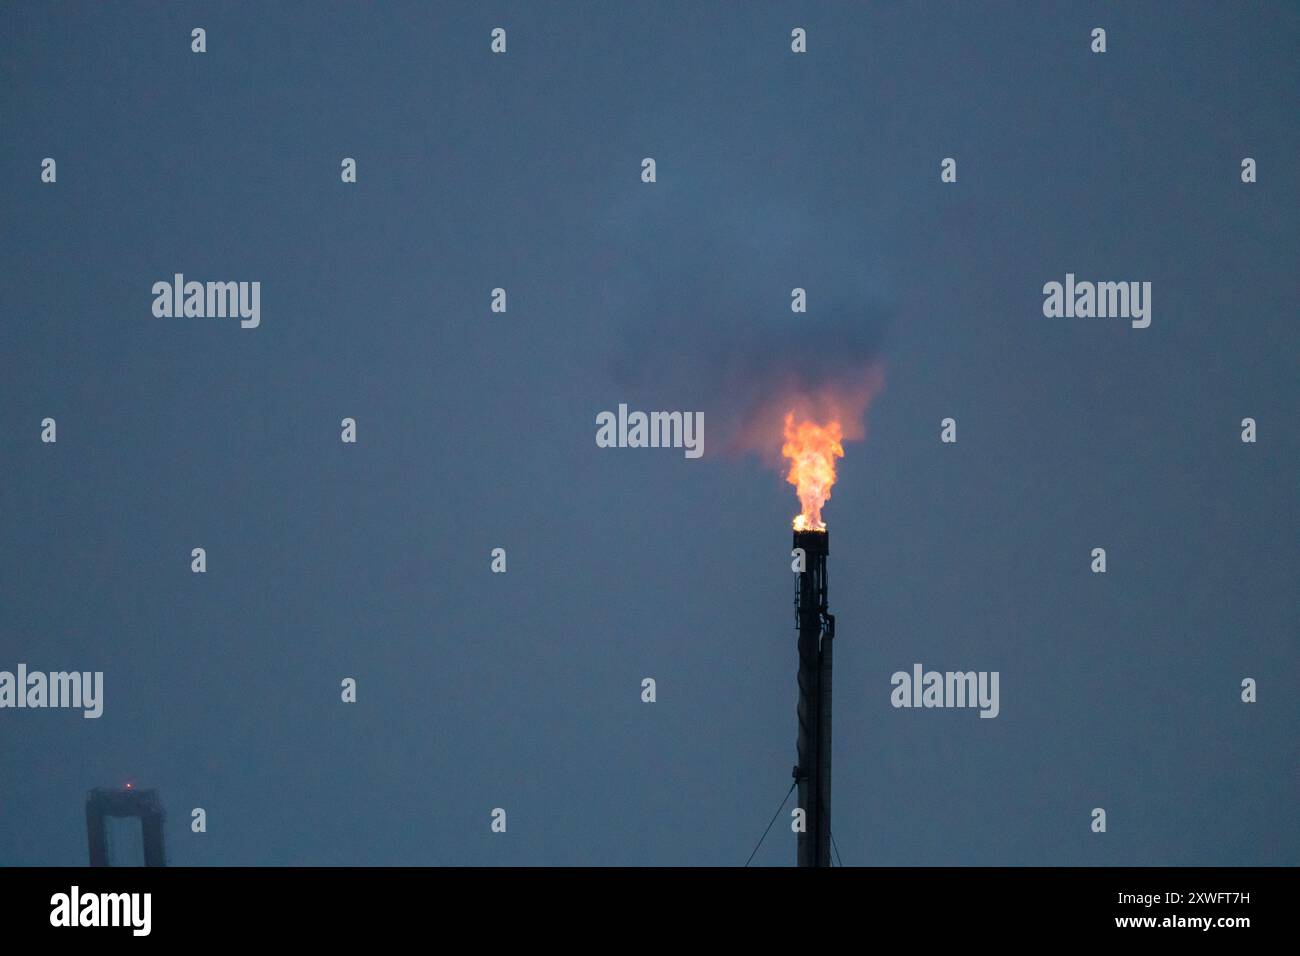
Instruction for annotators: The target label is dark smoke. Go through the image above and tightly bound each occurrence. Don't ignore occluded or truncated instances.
[601,186,893,462]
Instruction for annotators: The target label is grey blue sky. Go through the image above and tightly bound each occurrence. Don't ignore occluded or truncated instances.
[1,2,1296,865]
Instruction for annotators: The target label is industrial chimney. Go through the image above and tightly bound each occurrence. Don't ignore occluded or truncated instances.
[793,528,834,867]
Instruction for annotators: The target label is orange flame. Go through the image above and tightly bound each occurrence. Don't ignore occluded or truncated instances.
[734,365,884,532]
[782,414,844,531]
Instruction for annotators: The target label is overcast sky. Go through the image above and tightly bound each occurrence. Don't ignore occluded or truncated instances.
[2,2,1296,865]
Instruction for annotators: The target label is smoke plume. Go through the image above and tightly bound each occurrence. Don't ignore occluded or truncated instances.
[602,188,891,480]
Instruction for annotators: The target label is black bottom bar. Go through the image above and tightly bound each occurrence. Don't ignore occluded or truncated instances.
[1,866,1282,942]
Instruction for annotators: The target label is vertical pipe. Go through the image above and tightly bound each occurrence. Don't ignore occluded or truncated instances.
[794,530,830,867]
[818,613,834,865]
